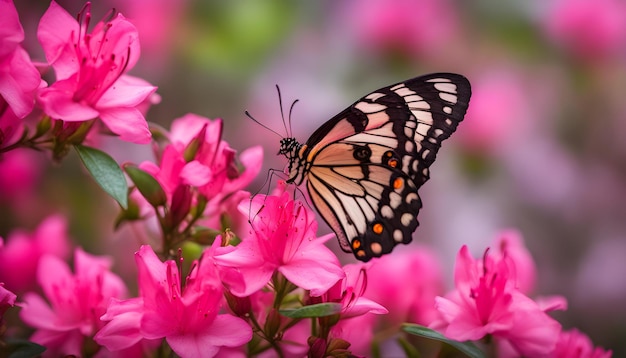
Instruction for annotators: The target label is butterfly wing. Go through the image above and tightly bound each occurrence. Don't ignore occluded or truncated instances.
[303,73,471,261]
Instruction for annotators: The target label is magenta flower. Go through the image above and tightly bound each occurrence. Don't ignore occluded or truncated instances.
[320,263,387,319]
[364,247,444,326]
[137,114,262,232]
[345,0,459,57]
[170,114,263,229]
[543,0,626,62]
[0,0,41,122]
[0,214,70,294]
[0,148,44,204]
[95,245,252,358]
[549,328,612,358]
[214,190,345,297]
[36,1,157,144]
[457,70,532,154]
[0,0,41,149]
[491,229,537,295]
[19,248,127,357]
[323,264,387,355]
[433,245,562,357]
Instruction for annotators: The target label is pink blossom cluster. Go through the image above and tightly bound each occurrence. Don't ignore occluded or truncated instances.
[1,206,612,357]
[130,114,263,244]
[1,0,157,158]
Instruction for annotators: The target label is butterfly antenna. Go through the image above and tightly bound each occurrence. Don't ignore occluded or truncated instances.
[276,85,290,137]
[287,99,299,139]
[245,110,282,138]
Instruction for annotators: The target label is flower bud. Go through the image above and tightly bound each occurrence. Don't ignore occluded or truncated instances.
[124,164,167,208]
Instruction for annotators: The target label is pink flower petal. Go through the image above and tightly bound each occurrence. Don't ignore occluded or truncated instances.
[97,75,157,108]
[0,0,24,57]
[38,79,100,121]
[37,0,80,78]
[342,297,388,318]
[19,293,59,331]
[169,114,214,147]
[0,47,40,118]
[94,299,144,350]
[280,257,344,296]
[215,240,276,297]
[99,107,151,144]
[180,160,212,187]
[36,254,74,305]
[167,315,252,358]
[222,145,263,193]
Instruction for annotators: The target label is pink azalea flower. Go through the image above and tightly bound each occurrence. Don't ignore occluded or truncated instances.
[0,148,44,203]
[321,264,387,355]
[19,248,127,357]
[364,247,444,327]
[433,245,562,357]
[491,229,536,295]
[170,114,263,224]
[0,214,71,294]
[543,0,626,62]
[549,328,612,358]
[36,1,157,144]
[214,190,345,297]
[0,0,41,122]
[137,114,262,232]
[318,263,387,319]
[95,245,252,358]
[344,0,459,58]
[458,70,533,154]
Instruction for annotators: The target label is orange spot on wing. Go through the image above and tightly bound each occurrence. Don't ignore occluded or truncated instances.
[373,223,383,234]
[393,177,403,189]
[389,159,398,168]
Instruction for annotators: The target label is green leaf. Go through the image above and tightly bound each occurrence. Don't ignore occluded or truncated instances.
[4,338,46,358]
[279,302,342,318]
[124,164,167,208]
[75,145,128,209]
[403,324,486,358]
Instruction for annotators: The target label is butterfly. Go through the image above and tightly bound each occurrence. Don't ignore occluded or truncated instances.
[278,73,471,262]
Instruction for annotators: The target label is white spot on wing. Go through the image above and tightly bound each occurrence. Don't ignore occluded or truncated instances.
[366,92,385,101]
[404,94,423,103]
[434,82,457,93]
[401,213,413,226]
[389,192,402,208]
[443,106,452,114]
[395,87,416,97]
[405,192,418,203]
[381,205,393,219]
[393,229,403,242]
[355,101,387,113]
[439,92,457,103]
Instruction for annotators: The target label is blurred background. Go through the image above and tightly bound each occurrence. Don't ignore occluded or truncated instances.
[4,0,626,354]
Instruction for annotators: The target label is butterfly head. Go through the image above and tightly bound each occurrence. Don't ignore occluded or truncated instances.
[279,137,307,184]
[278,137,302,159]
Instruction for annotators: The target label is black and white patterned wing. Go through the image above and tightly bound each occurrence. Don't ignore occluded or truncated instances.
[303,73,471,261]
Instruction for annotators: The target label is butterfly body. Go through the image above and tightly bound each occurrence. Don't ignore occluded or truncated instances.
[280,73,471,262]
